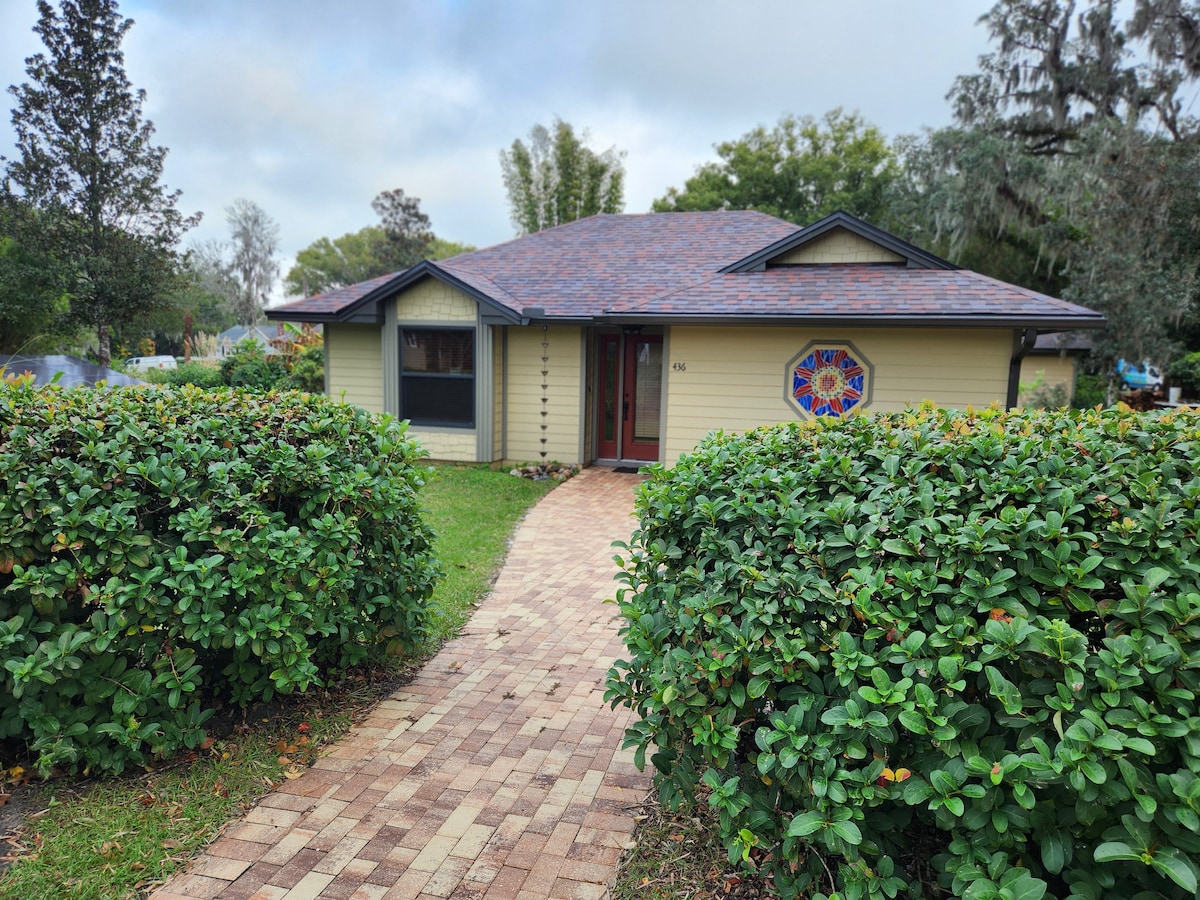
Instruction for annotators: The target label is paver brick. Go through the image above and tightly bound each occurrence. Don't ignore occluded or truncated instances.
[151,471,652,900]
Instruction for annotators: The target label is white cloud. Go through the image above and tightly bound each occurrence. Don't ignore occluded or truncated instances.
[1,0,997,284]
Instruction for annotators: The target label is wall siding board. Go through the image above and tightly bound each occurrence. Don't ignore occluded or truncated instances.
[664,326,1012,463]
[504,326,583,464]
[1019,355,1077,407]
[326,324,384,413]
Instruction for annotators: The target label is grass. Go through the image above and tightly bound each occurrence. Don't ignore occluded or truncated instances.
[418,463,555,648]
[0,463,554,899]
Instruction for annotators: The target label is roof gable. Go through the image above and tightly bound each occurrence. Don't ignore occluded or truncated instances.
[721,210,956,273]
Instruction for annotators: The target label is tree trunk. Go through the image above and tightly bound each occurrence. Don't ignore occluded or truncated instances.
[97,322,111,368]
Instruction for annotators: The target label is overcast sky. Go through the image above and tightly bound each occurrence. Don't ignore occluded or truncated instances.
[0,0,997,292]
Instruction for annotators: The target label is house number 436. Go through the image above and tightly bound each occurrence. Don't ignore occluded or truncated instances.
[671,362,686,372]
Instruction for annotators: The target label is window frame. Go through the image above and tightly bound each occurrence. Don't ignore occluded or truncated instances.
[398,326,476,429]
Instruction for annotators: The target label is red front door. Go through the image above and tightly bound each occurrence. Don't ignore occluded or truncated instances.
[597,334,662,461]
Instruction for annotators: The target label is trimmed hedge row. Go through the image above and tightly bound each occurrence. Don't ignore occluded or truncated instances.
[606,405,1200,900]
[1,383,437,775]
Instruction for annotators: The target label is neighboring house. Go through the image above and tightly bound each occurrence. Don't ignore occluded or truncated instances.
[215,324,283,358]
[266,211,1105,467]
[1018,332,1094,407]
[0,354,146,387]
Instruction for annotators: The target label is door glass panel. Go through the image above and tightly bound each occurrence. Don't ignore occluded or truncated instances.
[633,340,662,443]
[602,339,618,442]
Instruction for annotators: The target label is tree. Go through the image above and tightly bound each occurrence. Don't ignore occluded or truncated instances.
[371,188,435,269]
[499,118,625,234]
[897,0,1200,375]
[192,199,279,326]
[653,109,900,227]
[284,226,393,296]
[282,193,475,297]
[0,194,72,353]
[224,199,279,326]
[4,0,196,365]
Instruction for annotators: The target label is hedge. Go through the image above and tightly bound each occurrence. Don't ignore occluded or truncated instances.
[606,405,1200,900]
[1,383,437,775]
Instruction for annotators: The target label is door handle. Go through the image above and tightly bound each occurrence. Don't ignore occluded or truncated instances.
[623,394,630,421]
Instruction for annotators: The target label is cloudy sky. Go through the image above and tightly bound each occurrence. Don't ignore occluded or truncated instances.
[0,0,996,293]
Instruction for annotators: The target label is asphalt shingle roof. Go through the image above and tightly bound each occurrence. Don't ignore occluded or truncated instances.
[611,267,1101,322]
[267,211,1104,329]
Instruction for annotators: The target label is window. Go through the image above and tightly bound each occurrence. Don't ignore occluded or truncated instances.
[784,341,873,420]
[400,328,474,427]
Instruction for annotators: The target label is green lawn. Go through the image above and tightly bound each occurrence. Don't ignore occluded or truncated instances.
[0,464,554,899]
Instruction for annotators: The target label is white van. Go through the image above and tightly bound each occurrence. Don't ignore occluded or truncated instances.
[124,355,178,371]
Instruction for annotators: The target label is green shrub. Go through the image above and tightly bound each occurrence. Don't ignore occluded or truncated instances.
[279,344,324,393]
[1,383,437,775]
[606,405,1200,899]
[219,341,288,390]
[1167,352,1200,398]
[1071,372,1108,409]
[140,360,224,388]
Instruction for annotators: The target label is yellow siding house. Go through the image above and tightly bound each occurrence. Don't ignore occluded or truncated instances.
[269,211,1105,467]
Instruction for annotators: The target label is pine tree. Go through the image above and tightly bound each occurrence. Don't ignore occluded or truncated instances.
[5,0,196,365]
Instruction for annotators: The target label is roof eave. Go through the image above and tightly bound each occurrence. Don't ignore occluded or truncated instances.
[264,308,373,324]
[267,261,525,326]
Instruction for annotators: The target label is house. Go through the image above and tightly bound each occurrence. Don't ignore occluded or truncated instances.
[1018,332,1094,406]
[215,324,284,358]
[265,211,1105,467]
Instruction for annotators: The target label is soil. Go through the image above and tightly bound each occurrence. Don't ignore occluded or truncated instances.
[0,781,41,876]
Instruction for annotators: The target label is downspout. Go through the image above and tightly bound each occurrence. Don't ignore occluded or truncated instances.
[1007,328,1039,409]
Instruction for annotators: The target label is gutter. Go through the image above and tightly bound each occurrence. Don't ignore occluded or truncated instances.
[1007,327,1040,409]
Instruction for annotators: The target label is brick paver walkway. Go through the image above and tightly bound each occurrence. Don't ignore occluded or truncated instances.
[153,467,652,900]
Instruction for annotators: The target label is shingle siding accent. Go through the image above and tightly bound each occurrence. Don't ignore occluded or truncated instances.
[395,279,477,321]
[771,229,905,265]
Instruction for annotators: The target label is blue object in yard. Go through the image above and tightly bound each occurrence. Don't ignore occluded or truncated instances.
[0,354,147,387]
[1115,359,1163,391]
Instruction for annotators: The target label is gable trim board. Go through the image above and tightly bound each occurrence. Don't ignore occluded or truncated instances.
[269,210,1104,466]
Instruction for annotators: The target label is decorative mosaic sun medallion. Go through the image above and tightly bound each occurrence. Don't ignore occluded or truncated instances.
[785,342,873,419]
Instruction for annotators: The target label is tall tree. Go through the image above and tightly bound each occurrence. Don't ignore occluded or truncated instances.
[285,226,394,296]
[371,188,434,270]
[899,0,1200,373]
[283,190,474,297]
[5,0,196,365]
[0,193,72,353]
[224,198,279,326]
[191,200,279,326]
[499,118,625,235]
[653,109,900,227]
